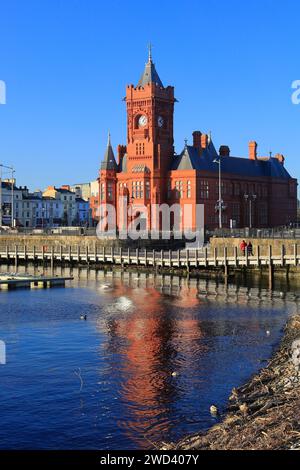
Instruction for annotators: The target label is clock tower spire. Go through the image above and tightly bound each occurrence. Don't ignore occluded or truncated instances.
[125,48,175,197]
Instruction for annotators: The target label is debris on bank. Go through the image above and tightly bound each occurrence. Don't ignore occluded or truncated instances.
[161,315,300,450]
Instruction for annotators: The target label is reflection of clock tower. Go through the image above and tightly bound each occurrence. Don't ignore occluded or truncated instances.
[125,47,176,204]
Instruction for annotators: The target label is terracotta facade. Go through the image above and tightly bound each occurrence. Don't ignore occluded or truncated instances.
[98,52,297,232]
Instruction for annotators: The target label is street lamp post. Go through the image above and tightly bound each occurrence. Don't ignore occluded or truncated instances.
[244,194,257,228]
[11,169,15,228]
[213,158,223,229]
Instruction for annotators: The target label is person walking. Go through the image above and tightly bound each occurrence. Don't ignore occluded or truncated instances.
[240,240,247,256]
[247,241,253,256]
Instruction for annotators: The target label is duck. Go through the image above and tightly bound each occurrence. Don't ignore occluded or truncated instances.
[210,405,219,415]
[80,314,87,321]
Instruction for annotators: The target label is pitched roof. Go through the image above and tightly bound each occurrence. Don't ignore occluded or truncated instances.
[170,141,293,180]
[101,133,117,171]
[137,49,163,88]
[131,164,150,173]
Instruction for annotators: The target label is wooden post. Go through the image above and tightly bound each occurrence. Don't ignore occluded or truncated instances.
[111,247,113,264]
[281,245,285,267]
[144,249,147,266]
[127,247,130,264]
[268,245,274,290]
[136,248,139,266]
[224,247,228,279]
[51,245,54,272]
[86,246,89,265]
[42,245,45,263]
[103,246,106,263]
[169,249,171,267]
[294,244,297,266]
[6,245,9,261]
[256,245,260,267]
[245,244,248,266]
[153,249,155,268]
[60,245,63,262]
[15,245,18,269]
[68,246,72,263]
[161,249,163,267]
[178,249,180,266]
[204,247,208,267]
[120,247,123,267]
[214,247,217,266]
[77,245,80,262]
[24,245,27,263]
[234,246,237,267]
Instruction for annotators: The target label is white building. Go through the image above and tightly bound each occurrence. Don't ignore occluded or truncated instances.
[43,186,77,226]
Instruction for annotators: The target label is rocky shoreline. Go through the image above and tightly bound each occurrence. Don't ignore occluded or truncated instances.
[161,315,300,450]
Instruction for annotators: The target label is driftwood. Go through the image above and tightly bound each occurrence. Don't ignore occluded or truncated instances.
[160,315,300,451]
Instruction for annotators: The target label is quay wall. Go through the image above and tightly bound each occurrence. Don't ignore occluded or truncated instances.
[0,234,183,250]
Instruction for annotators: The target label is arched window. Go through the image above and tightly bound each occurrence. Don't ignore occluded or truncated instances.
[187,181,191,198]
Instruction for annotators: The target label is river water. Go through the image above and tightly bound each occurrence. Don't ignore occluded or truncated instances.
[0,266,298,449]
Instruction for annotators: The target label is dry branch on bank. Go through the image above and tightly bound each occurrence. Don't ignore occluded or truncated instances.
[161,315,300,451]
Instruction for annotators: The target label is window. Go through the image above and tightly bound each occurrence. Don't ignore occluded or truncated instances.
[187,181,191,198]
[136,143,145,155]
[248,184,254,195]
[100,183,105,200]
[132,181,136,199]
[232,203,240,225]
[146,181,150,199]
[259,202,268,225]
[221,182,227,195]
[131,181,144,199]
[175,181,183,198]
[257,185,262,198]
[262,185,268,197]
[136,181,141,198]
[167,180,172,199]
[200,180,209,199]
[234,183,240,196]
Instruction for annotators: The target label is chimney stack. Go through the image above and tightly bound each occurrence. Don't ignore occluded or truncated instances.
[275,153,285,165]
[192,131,202,155]
[117,144,127,165]
[219,145,230,157]
[249,141,257,160]
[201,133,208,150]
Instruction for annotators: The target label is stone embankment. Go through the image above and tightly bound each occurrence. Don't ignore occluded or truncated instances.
[161,315,300,450]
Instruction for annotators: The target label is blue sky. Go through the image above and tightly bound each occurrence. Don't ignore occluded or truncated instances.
[0,0,299,190]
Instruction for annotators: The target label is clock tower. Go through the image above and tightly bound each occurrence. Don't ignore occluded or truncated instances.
[125,47,176,204]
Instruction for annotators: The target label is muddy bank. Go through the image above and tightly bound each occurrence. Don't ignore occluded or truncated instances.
[161,315,300,450]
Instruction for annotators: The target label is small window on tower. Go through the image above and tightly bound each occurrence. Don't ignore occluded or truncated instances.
[187,181,191,198]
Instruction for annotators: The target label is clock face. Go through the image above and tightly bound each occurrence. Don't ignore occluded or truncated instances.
[138,115,148,127]
[158,116,164,128]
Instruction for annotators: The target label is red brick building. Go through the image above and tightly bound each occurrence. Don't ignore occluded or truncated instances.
[98,50,297,231]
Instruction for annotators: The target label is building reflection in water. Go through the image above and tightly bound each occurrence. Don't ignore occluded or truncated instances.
[98,279,209,448]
